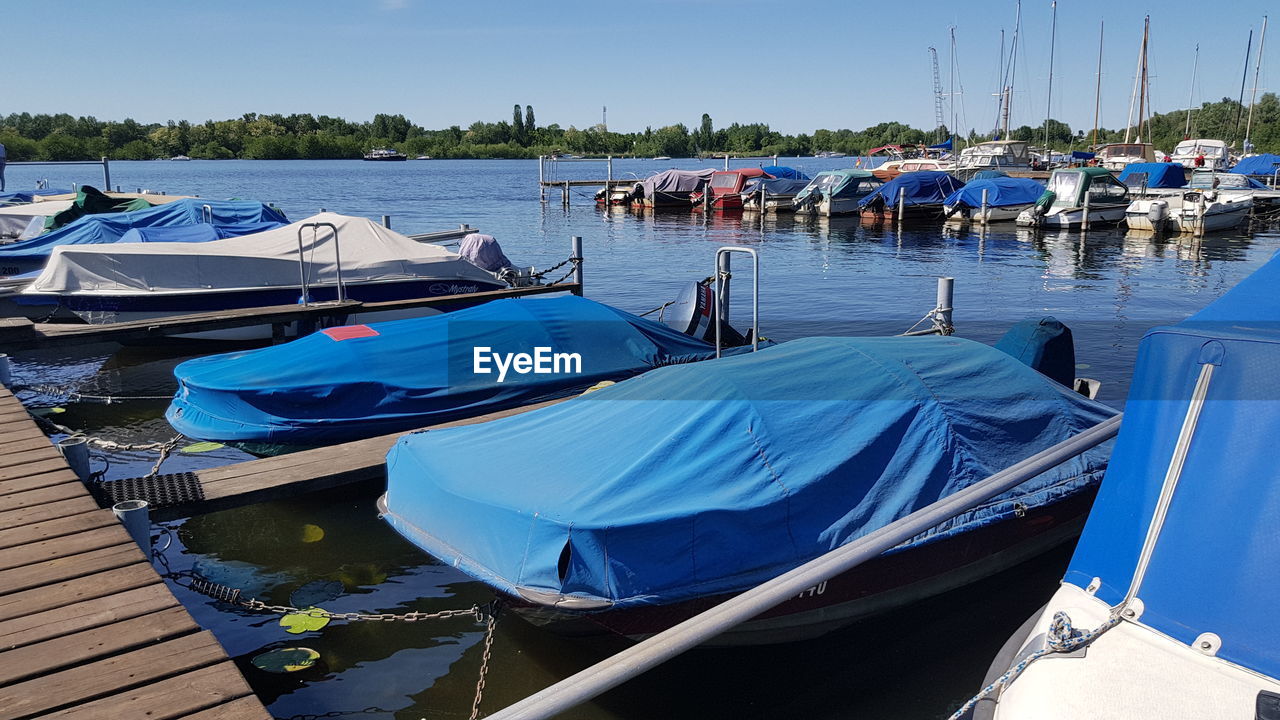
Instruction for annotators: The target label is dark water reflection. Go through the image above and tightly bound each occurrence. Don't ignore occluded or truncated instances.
[4,160,1278,718]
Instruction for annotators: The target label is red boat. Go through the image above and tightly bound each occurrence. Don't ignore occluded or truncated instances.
[693,168,772,211]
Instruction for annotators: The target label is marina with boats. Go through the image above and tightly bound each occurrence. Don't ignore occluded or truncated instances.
[3,3,1280,719]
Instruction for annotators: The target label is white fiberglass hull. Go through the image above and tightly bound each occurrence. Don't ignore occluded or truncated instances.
[985,583,1280,720]
[1016,205,1127,228]
[944,204,1031,225]
[1126,196,1252,234]
[793,196,861,217]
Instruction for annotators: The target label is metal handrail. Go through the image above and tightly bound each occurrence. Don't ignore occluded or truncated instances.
[200,204,213,224]
[485,414,1123,720]
[714,246,759,357]
[295,222,343,305]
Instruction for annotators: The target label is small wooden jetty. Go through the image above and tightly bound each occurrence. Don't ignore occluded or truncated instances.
[0,283,581,352]
[0,383,271,720]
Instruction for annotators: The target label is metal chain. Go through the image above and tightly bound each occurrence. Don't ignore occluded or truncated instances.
[238,598,486,624]
[470,605,500,719]
[529,257,572,280]
[16,383,173,404]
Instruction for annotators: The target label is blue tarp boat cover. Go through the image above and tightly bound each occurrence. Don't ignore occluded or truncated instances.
[944,177,1045,208]
[1118,163,1186,188]
[0,199,289,270]
[382,335,1115,609]
[1070,151,1095,160]
[167,295,725,446]
[759,166,809,180]
[1064,250,1280,682]
[118,221,284,244]
[928,138,954,150]
[1230,153,1280,176]
[0,188,73,204]
[860,171,965,208]
[973,170,1009,179]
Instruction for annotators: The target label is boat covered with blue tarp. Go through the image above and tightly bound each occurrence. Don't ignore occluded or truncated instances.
[0,188,73,205]
[381,334,1115,639]
[0,198,289,275]
[972,251,1280,716]
[859,171,964,215]
[944,177,1045,208]
[759,166,809,180]
[1118,162,1186,189]
[1229,153,1280,176]
[167,295,727,447]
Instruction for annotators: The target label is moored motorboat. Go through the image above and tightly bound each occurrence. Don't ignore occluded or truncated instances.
[15,212,507,340]
[379,326,1115,645]
[857,171,964,221]
[1093,142,1156,171]
[740,177,811,212]
[792,170,883,216]
[628,169,716,209]
[1126,190,1252,234]
[954,140,1033,177]
[1169,138,1229,170]
[955,250,1280,720]
[167,295,741,450]
[944,177,1046,225]
[1016,167,1130,228]
[693,168,772,211]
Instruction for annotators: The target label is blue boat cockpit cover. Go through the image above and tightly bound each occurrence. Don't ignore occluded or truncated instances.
[860,171,964,208]
[166,295,724,445]
[118,220,286,244]
[1118,163,1186,188]
[382,335,1115,609]
[759,166,809,180]
[944,177,1045,208]
[973,170,1009,179]
[1070,151,1095,160]
[0,198,289,266]
[1230,153,1280,176]
[1064,250,1280,681]
[0,188,73,204]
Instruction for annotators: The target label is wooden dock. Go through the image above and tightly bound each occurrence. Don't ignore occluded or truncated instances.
[0,384,271,720]
[141,396,571,522]
[0,283,581,352]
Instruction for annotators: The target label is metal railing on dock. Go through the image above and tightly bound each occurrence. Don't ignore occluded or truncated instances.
[485,415,1123,720]
[5,157,112,189]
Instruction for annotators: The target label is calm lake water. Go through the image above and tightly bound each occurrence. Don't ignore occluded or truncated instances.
[6,159,1278,719]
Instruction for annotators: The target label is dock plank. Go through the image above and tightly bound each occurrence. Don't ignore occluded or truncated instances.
[0,630,226,719]
[0,446,61,470]
[1,481,91,511]
[0,562,157,623]
[170,396,570,520]
[0,457,70,483]
[0,542,145,594]
[0,495,101,530]
[0,431,54,456]
[0,469,80,497]
[35,660,256,720]
[0,509,116,551]
[178,695,275,720]
[0,583,178,651]
[0,524,134,571]
[0,606,198,684]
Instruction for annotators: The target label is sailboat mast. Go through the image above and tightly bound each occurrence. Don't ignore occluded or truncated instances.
[1184,44,1199,139]
[1138,16,1149,145]
[996,28,1005,139]
[1044,0,1057,150]
[1246,15,1269,148]
[1124,18,1145,145]
[1236,29,1253,139]
[950,26,957,149]
[1093,20,1104,147]
[1006,0,1021,139]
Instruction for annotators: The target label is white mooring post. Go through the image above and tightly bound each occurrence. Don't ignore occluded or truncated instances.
[936,277,954,330]
[897,186,906,223]
[980,188,989,224]
[717,251,731,327]
[1081,189,1091,232]
[539,156,546,203]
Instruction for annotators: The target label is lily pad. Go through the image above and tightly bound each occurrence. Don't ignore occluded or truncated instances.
[299,523,325,543]
[181,441,226,454]
[290,580,343,608]
[31,407,66,416]
[281,607,331,634]
[251,647,320,673]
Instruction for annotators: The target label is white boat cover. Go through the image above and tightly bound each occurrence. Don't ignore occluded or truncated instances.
[0,200,73,237]
[24,212,500,295]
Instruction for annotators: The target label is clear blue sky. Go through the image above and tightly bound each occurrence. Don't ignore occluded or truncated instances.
[5,0,1275,136]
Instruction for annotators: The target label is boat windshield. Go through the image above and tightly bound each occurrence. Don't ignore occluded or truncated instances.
[1189,172,1251,189]
[1046,172,1082,203]
[1174,141,1227,158]
[812,174,844,191]
[711,174,740,190]
[1100,145,1146,158]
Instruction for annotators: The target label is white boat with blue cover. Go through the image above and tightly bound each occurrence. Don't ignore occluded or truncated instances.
[957,250,1280,719]
[1016,168,1130,229]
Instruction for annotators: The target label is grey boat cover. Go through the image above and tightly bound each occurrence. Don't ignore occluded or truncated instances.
[640,169,716,196]
[458,233,513,272]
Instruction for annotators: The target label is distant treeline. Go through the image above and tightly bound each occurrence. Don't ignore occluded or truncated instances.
[2,96,1278,161]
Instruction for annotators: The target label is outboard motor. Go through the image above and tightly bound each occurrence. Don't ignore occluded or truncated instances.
[458,233,513,273]
[1146,199,1169,228]
[661,280,750,347]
